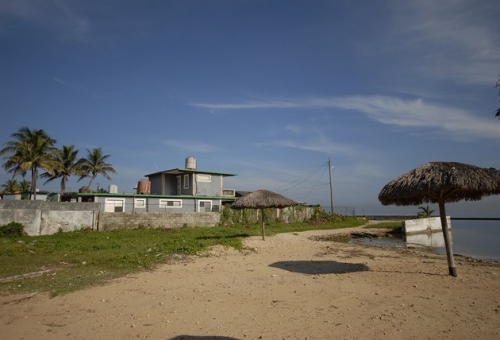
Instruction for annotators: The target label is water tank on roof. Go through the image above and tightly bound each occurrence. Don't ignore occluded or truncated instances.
[108,184,118,193]
[185,156,196,169]
[137,179,151,194]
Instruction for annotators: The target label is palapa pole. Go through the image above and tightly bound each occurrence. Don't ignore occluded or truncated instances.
[438,191,457,277]
[261,208,266,241]
[328,157,334,215]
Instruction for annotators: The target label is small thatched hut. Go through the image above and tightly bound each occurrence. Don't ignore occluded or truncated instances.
[379,161,500,277]
[231,189,296,240]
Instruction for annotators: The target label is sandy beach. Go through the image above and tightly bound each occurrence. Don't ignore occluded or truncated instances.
[1,226,499,340]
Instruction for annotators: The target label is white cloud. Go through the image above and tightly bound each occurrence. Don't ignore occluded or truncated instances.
[330,96,500,139]
[191,95,500,139]
[191,99,302,110]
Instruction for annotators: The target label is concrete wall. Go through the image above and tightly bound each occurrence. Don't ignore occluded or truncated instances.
[98,212,221,231]
[403,216,451,235]
[1,202,316,235]
[0,201,100,236]
[406,232,447,247]
[0,201,221,235]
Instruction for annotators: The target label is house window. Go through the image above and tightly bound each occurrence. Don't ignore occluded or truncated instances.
[196,174,211,182]
[159,199,182,208]
[183,174,190,189]
[105,199,124,212]
[199,200,212,212]
[134,198,146,208]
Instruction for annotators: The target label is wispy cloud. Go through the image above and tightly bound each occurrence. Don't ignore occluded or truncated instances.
[258,127,359,156]
[329,95,500,139]
[52,77,83,88]
[0,0,92,43]
[162,140,219,153]
[262,139,354,156]
[191,95,500,139]
[191,99,303,110]
[389,0,500,85]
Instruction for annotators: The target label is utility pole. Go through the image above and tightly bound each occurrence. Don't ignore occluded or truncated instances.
[328,157,334,215]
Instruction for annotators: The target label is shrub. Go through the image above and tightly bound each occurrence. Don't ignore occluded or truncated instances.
[0,222,28,237]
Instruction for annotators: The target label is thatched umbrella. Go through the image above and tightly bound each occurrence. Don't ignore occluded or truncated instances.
[231,189,296,240]
[379,161,500,277]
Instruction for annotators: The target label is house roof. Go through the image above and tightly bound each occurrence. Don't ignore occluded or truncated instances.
[145,168,237,177]
[64,192,236,201]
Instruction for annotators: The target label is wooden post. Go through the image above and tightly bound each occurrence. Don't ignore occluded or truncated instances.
[261,208,266,241]
[439,197,457,277]
[328,157,334,215]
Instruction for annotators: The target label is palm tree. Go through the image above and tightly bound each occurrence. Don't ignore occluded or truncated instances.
[19,179,31,192]
[417,205,435,218]
[0,127,57,200]
[77,147,116,190]
[1,179,20,194]
[41,145,80,194]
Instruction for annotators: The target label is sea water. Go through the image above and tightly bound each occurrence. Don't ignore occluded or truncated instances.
[356,220,500,261]
[435,220,500,261]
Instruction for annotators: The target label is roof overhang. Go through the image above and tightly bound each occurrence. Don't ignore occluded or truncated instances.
[145,168,237,177]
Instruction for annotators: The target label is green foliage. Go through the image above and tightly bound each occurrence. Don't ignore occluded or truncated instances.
[417,205,435,218]
[1,179,20,194]
[77,147,116,189]
[309,206,349,224]
[40,145,80,194]
[219,204,235,226]
[0,126,58,199]
[0,222,27,237]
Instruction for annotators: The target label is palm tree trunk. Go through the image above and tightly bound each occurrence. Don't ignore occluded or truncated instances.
[60,176,66,194]
[88,174,98,191]
[31,167,37,200]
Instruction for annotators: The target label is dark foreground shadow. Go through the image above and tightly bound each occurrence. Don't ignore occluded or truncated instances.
[269,260,369,274]
[170,336,239,340]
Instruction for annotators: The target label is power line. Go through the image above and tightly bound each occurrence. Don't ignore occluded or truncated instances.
[301,164,328,202]
[277,161,328,194]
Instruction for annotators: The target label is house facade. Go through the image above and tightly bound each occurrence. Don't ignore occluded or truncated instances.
[64,157,237,213]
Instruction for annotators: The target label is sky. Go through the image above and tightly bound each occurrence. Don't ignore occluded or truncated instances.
[1,0,500,217]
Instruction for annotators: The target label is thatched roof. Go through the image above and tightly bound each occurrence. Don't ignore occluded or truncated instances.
[231,189,296,209]
[378,161,500,206]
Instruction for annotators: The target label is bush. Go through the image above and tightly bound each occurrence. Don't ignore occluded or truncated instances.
[0,222,27,237]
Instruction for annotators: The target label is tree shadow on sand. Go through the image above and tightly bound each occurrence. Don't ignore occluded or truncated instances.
[269,260,369,275]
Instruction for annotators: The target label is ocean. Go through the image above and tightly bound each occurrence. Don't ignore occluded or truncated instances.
[437,220,500,261]
[363,219,500,261]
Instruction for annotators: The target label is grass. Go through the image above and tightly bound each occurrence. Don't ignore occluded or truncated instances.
[0,217,365,297]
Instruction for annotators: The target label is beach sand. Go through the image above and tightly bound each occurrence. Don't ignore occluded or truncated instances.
[1,226,499,340]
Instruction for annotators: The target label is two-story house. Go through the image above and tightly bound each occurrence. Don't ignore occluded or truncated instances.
[64,157,237,213]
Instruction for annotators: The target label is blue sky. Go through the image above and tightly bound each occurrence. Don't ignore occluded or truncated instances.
[1,0,500,216]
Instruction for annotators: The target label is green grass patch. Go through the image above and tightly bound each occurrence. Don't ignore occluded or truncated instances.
[0,217,365,297]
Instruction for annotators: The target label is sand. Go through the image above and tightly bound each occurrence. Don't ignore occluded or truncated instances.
[1,226,499,340]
